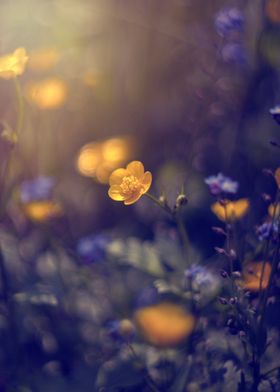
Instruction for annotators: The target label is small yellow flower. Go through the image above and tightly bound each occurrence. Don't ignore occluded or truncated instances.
[240,262,271,292]
[268,203,280,218]
[22,201,63,222]
[0,48,28,79]
[211,198,249,221]
[134,302,195,347]
[108,161,152,205]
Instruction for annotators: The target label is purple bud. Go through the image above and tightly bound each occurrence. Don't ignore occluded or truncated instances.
[220,270,228,278]
[218,297,228,305]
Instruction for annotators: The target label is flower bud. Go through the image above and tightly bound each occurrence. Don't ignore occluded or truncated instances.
[232,271,241,279]
[218,297,228,305]
[175,194,188,209]
[220,270,228,278]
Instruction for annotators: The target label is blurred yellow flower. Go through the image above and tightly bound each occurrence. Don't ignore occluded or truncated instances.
[25,78,67,109]
[268,203,280,218]
[0,47,28,79]
[211,199,249,221]
[134,302,195,347]
[275,167,280,188]
[22,201,63,222]
[76,137,132,184]
[240,262,271,292]
[108,161,152,205]
[28,48,59,72]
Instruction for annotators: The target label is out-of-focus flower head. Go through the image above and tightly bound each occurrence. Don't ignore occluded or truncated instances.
[214,8,244,37]
[184,265,220,302]
[240,262,271,292]
[108,161,152,205]
[20,176,55,203]
[266,0,280,24]
[269,105,280,125]
[134,302,195,347]
[77,234,111,264]
[256,221,279,241]
[221,43,246,64]
[205,173,238,196]
[20,176,63,222]
[211,199,249,221]
[268,203,280,218]
[28,47,59,72]
[25,78,67,109]
[0,47,28,79]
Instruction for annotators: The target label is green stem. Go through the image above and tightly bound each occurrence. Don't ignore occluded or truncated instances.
[13,77,24,135]
[145,193,190,262]
[258,190,280,302]
[144,192,172,215]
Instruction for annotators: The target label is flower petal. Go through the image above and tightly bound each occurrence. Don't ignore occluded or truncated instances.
[124,191,142,205]
[109,168,128,186]
[141,171,152,193]
[127,161,144,178]
[108,185,126,201]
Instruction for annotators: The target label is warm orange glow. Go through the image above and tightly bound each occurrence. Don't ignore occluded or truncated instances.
[25,78,67,109]
[22,201,63,222]
[266,0,280,23]
[76,143,103,177]
[134,302,195,347]
[211,199,249,221]
[28,48,59,72]
[76,137,132,183]
[241,262,271,292]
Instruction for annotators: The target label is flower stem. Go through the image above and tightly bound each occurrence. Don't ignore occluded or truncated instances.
[13,77,24,135]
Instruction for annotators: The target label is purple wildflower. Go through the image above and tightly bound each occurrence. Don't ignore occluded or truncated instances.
[205,173,238,196]
[256,222,278,242]
[215,8,244,37]
[77,234,110,264]
[20,176,55,203]
[221,43,246,65]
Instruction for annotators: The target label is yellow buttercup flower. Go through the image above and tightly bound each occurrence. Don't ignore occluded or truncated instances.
[240,262,271,292]
[211,198,249,221]
[22,201,63,222]
[25,78,67,109]
[134,302,195,347]
[108,161,152,205]
[0,47,28,79]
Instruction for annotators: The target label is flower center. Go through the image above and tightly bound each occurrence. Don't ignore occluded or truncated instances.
[120,175,140,195]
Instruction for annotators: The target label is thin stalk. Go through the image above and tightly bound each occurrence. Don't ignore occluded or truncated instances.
[13,77,25,135]
[258,190,280,300]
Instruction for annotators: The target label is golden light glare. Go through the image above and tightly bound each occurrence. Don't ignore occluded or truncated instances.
[25,78,67,109]
[76,137,132,183]
[76,143,103,177]
[28,48,59,72]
